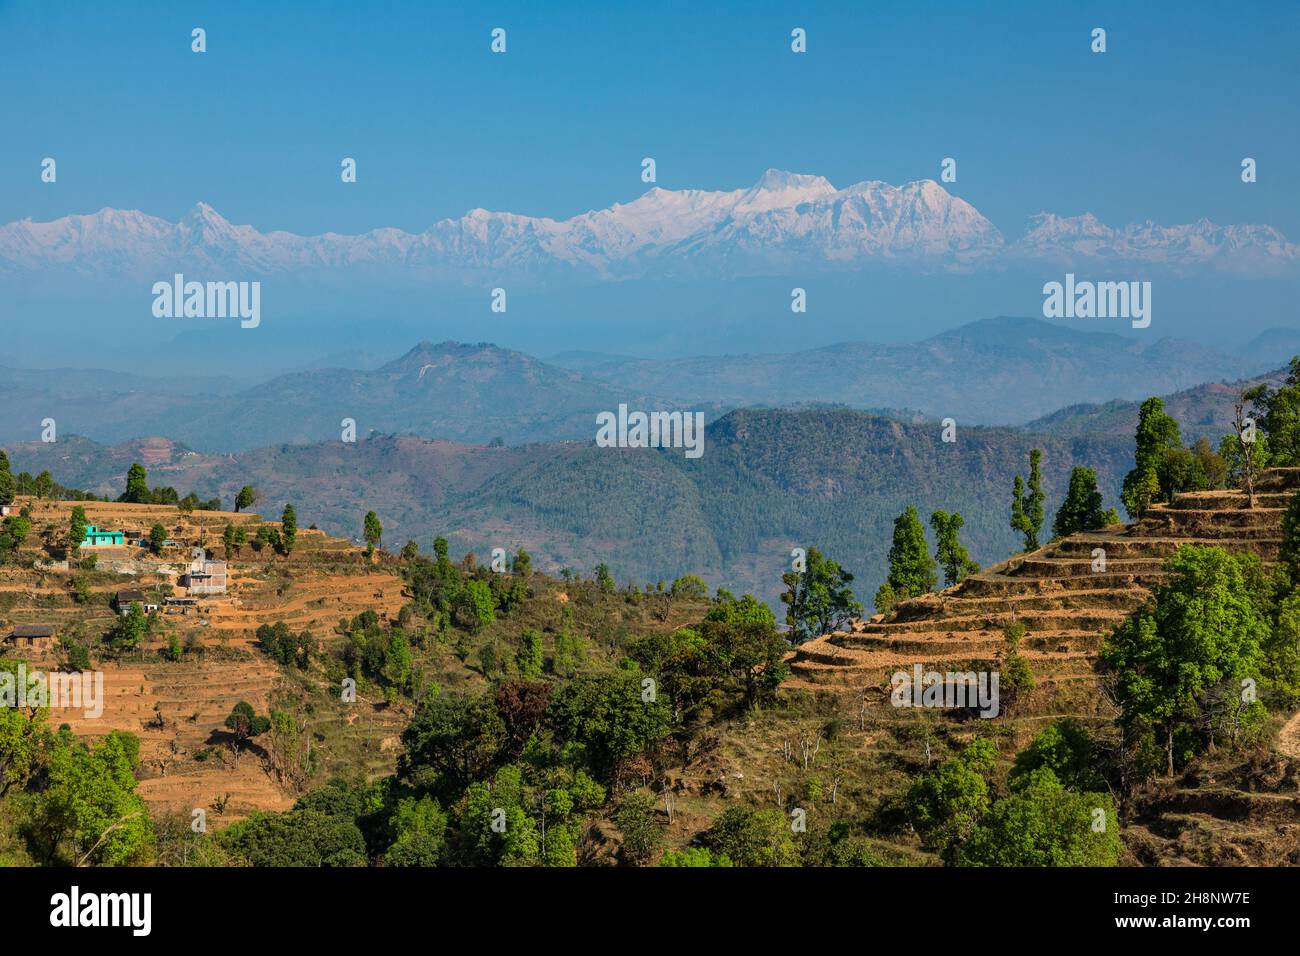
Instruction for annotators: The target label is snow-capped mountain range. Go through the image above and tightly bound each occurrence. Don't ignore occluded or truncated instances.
[0,169,1294,282]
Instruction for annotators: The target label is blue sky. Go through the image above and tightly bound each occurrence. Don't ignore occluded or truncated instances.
[2,0,1297,238]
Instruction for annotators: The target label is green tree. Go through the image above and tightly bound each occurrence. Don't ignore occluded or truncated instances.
[1052,467,1108,538]
[0,450,14,506]
[874,507,937,613]
[385,795,447,866]
[668,574,709,599]
[456,764,540,866]
[511,549,532,577]
[120,463,149,504]
[1099,545,1270,777]
[658,847,733,867]
[280,504,298,555]
[0,660,47,797]
[106,602,150,655]
[68,505,88,556]
[550,629,585,677]
[385,630,414,692]
[706,591,776,627]
[1010,448,1046,551]
[613,792,664,866]
[1190,436,1229,490]
[455,579,496,632]
[477,642,501,677]
[547,672,671,784]
[956,768,1120,867]
[1000,620,1035,711]
[253,524,274,553]
[222,522,247,558]
[220,809,365,867]
[224,701,272,762]
[1282,491,1300,589]
[64,642,92,672]
[363,511,383,552]
[399,692,505,795]
[595,563,617,594]
[1124,467,1162,522]
[904,738,997,860]
[0,510,30,564]
[781,547,863,640]
[233,485,257,512]
[1121,397,1182,518]
[930,510,979,587]
[516,629,544,679]
[704,806,799,867]
[1266,593,1300,708]
[699,617,789,708]
[1245,357,1300,465]
[28,730,154,865]
[3,513,30,547]
[34,470,54,500]
[1010,718,1104,793]
[254,621,315,669]
[148,523,167,555]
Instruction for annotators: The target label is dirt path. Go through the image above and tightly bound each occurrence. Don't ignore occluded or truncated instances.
[1276,709,1300,760]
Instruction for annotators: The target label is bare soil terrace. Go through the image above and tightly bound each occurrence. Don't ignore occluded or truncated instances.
[0,498,406,824]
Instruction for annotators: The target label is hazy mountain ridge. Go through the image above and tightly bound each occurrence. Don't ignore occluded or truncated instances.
[1022,366,1290,442]
[1,318,1291,449]
[557,317,1280,424]
[155,341,701,452]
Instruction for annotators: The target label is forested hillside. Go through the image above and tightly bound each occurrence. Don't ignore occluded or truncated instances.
[8,410,1133,606]
[1025,367,1286,443]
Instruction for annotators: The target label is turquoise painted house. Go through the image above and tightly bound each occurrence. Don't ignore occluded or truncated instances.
[81,525,124,547]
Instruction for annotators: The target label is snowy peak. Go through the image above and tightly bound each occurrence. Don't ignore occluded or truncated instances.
[177,202,238,243]
[1011,211,1300,275]
[0,171,1294,281]
[753,168,831,191]
[734,168,838,212]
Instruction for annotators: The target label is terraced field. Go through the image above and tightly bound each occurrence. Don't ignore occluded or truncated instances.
[58,659,295,823]
[775,468,1300,865]
[788,468,1300,694]
[0,498,407,825]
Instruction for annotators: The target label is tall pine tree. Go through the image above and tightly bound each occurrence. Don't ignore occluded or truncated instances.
[1121,397,1181,518]
[0,451,14,507]
[1010,449,1046,551]
[930,510,979,587]
[120,463,150,504]
[875,506,937,613]
[280,504,298,555]
[1053,467,1107,538]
